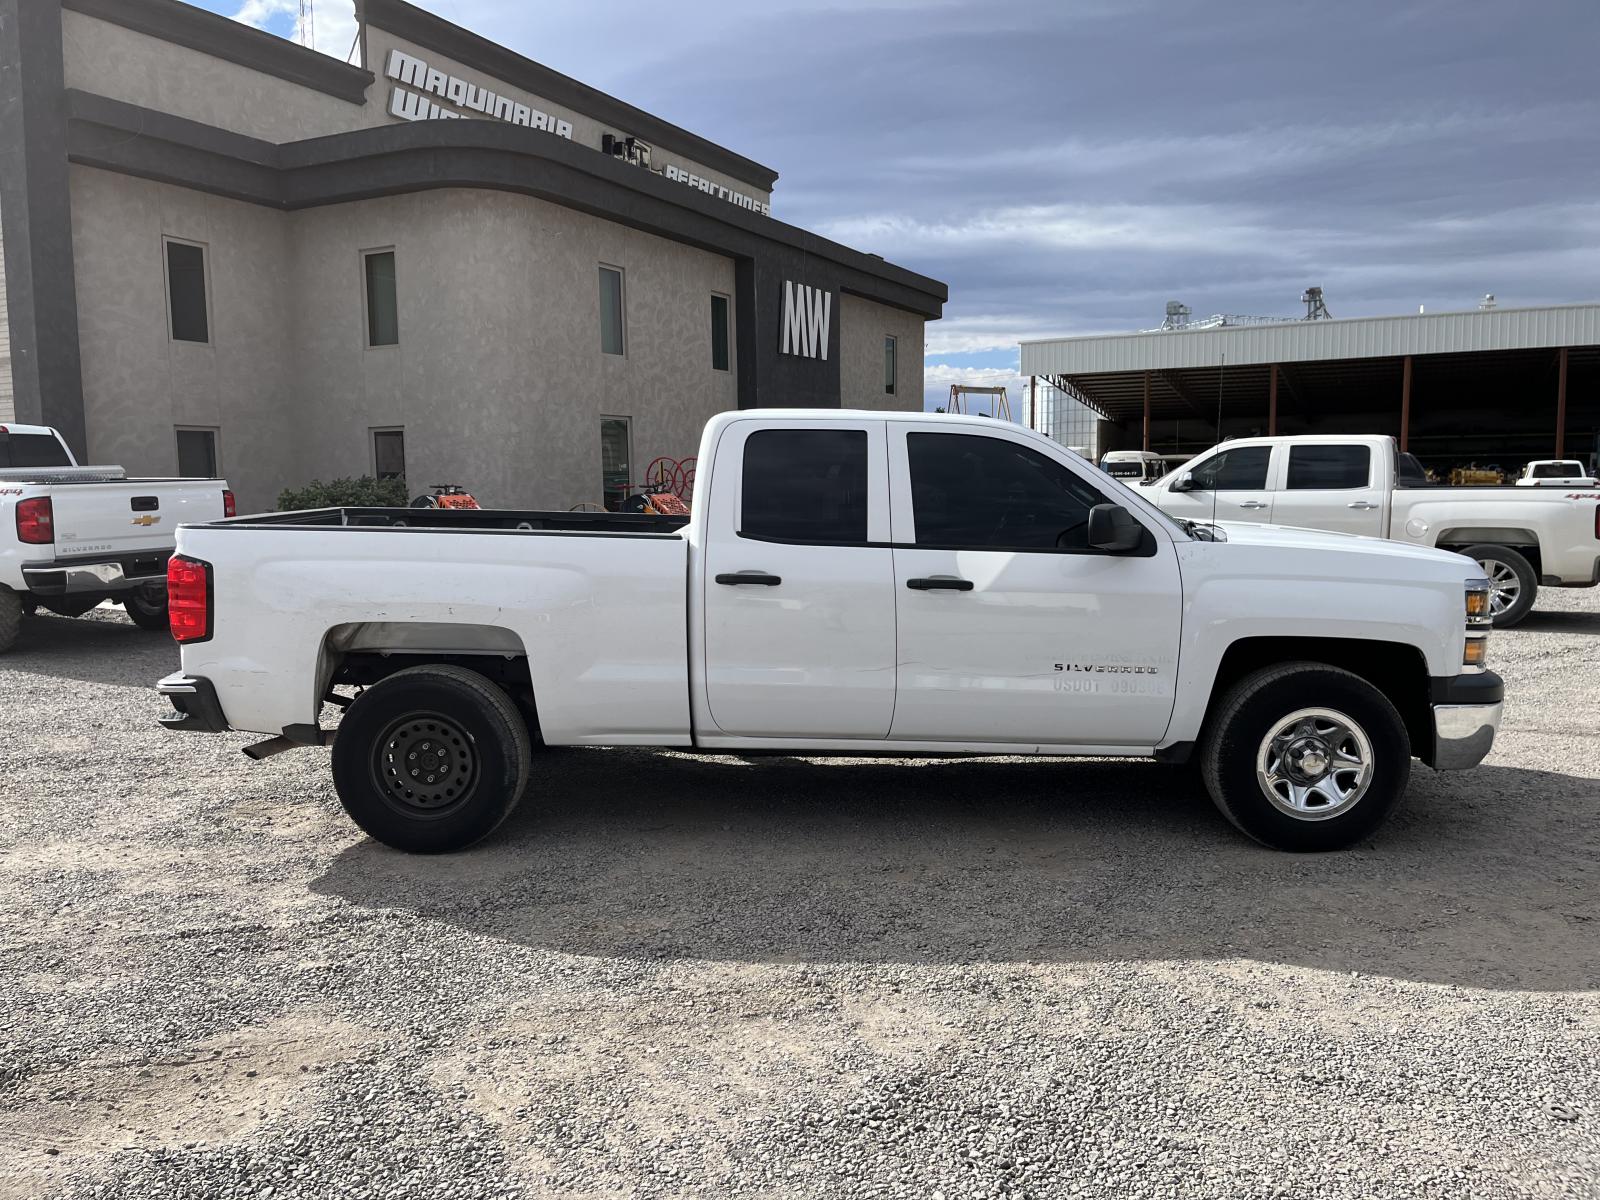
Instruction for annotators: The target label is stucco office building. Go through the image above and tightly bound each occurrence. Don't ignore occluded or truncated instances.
[0,0,946,510]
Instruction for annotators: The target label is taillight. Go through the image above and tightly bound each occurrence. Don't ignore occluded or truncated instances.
[15,496,54,544]
[223,490,236,518]
[168,555,212,643]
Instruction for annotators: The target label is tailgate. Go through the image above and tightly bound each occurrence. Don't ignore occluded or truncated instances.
[50,480,229,557]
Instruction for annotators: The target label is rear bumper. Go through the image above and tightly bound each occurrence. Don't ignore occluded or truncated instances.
[1429,671,1504,771]
[23,551,169,595]
[157,672,230,733]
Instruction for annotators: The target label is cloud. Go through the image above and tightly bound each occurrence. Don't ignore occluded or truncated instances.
[231,0,358,61]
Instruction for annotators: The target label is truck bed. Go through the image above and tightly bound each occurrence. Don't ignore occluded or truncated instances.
[219,506,690,535]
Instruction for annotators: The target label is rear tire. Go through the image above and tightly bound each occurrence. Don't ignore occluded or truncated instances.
[123,586,170,632]
[330,664,532,853]
[1458,544,1536,628]
[0,588,20,654]
[1200,662,1410,851]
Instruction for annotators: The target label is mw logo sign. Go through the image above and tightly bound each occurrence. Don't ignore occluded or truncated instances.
[780,281,832,360]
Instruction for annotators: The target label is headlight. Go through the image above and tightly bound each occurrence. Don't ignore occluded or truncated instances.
[1465,578,1492,627]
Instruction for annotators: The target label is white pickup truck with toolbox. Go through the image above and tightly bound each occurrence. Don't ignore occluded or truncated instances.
[1151,434,1600,627]
[158,410,1503,855]
[0,423,233,652]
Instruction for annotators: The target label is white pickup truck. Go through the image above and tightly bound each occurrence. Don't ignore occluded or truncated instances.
[1151,434,1600,627]
[1516,460,1598,488]
[1,423,233,652]
[158,410,1502,855]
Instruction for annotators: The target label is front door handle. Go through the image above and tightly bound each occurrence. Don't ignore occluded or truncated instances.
[906,576,974,591]
[1347,500,1379,510]
[715,571,782,587]
[1237,500,1269,510]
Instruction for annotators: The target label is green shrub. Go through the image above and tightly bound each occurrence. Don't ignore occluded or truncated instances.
[277,476,410,511]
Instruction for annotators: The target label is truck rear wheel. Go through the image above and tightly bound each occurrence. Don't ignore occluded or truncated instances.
[1200,662,1410,851]
[0,588,20,654]
[123,585,171,632]
[1458,544,1536,628]
[330,665,532,853]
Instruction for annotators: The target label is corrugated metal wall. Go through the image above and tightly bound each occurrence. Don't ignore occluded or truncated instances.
[1020,305,1600,376]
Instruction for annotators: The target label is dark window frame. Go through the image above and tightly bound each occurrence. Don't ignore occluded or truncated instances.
[884,335,897,396]
[175,426,220,478]
[363,248,400,348]
[600,415,632,512]
[371,427,406,481]
[164,237,211,345]
[599,265,626,356]
[710,293,730,372]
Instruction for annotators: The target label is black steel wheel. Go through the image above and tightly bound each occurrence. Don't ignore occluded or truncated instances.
[124,584,171,632]
[331,665,531,853]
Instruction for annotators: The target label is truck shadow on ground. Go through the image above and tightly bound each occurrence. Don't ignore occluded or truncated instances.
[1515,608,1600,635]
[312,749,1600,991]
[0,612,177,689]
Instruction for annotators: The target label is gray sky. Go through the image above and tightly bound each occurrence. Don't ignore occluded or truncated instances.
[214,0,1600,409]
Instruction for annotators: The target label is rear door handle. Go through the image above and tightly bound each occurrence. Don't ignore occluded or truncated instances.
[1237,500,1269,510]
[715,571,782,587]
[906,577,974,591]
[1347,500,1379,510]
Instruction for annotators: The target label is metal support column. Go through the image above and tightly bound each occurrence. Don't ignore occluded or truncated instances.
[1028,375,1036,431]
[1141,371,1152,451]
[1556,347,1569,458]
[1399,355,1413,453]
[1268,364,1278,435]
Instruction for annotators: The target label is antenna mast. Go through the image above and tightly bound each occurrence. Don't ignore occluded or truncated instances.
[297,0,315,50]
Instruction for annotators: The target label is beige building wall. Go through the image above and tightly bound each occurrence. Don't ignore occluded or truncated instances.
[362,27,772,208]
[286,188,738,511]
[839,294,923,412]
[68,165,298,505]
[0,194,12,422]
[60,10,373,143]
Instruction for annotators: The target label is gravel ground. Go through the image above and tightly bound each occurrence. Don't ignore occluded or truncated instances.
[1,593,1597,1199]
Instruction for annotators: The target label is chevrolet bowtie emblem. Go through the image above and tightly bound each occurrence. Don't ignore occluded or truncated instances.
[130,514,161,527]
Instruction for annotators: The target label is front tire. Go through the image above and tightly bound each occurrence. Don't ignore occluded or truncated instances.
[1458,544,1536,628]
[330,664,532,853]
[1200,662,1410,851]
[123,585,171,632]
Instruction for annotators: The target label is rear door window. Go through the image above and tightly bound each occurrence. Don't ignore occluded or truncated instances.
[740,429,868,544]
[1286,445,1371,490]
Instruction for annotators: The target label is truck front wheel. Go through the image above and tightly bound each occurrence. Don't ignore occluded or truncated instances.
[1200,663,1410,851]
[1458,544,1536,628]
[330,665,532,853]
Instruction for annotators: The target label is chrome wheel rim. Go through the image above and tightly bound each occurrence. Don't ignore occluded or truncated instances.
[371,711,478,816]
[1256,707,1374,821]
[1478,558,1521,616]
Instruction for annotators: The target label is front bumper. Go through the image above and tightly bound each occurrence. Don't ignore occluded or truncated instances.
[23,551,169,595]
[157,672,230,733]
[1429,671,1504,771]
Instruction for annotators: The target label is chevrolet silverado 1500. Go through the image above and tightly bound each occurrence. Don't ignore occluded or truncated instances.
[158,411,1502,854]
[1150,434,1599,627]
[1,424,232,652]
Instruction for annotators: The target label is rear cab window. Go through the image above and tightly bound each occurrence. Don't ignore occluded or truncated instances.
[0,430,72,469]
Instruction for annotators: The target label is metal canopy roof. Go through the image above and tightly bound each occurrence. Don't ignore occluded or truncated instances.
[1020,302,1600,377]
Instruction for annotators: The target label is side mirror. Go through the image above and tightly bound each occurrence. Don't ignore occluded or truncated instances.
[1170,471,1195,493]
[1087,503,1143,552]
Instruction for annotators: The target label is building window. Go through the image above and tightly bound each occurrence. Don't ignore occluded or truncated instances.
[740,429,868,544]
[884,336,897,395]
[599,266,625,356]
[165,239,210,344]
[372,427,406,480]
[364,250,399,347]
[710,294,730,372]
[600,416,631,511]
[176,427,219,477]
